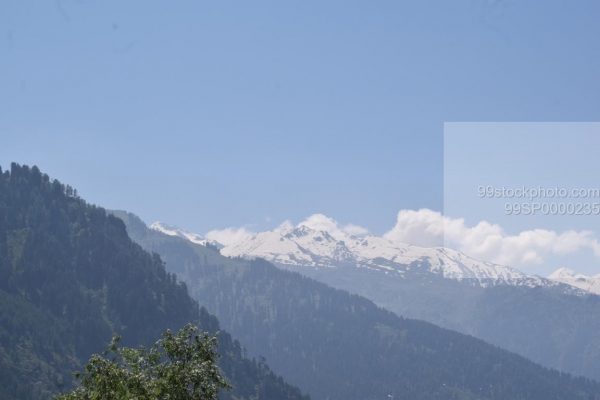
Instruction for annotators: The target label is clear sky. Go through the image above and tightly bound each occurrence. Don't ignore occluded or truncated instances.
[443,123,600,275]
[2,1,600,236]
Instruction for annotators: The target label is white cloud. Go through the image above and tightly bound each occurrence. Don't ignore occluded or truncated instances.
[298,213,369,239]
[205,227,254,246]
[205,214,369,246]
[343,223,370,237]
[275,220,294,233]
[384,208,600,266]
[205,209,600,270]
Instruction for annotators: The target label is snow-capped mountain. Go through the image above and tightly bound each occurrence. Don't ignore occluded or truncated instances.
[218,215,547,287]
[151,214,558,288]
[548,268,600,295]
[150,222,222,248]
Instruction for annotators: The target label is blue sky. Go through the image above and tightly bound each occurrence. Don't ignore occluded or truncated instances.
[442,123,600,275]
[2,0,600,237]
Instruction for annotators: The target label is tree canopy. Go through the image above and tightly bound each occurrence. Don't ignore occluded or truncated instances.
[57,324,229,400]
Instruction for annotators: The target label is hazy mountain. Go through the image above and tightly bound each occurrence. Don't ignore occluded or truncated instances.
[163,215,554,288]
[0,164,308,400]
[116,211,600,400]
[549,268,600,295]
[151,221,223,249]
[146,218,600,384]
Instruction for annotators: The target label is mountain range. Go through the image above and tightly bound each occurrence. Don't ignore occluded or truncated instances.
[149,217,600,383]
[5,162,600,400]
[151,217,586,292]
[115,210,600,399]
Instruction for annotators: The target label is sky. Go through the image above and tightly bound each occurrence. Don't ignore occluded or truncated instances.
[444,123,600,232]
[441,123,600,275]
[2,1,600,273]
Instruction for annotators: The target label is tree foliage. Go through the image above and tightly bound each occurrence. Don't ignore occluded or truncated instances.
[57,324,229,400]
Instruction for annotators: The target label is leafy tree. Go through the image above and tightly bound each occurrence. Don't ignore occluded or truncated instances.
[56,324,230,400]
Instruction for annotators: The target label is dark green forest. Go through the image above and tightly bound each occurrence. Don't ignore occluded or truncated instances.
[116,211,600,400]
[279,252,600,383]
[0,163,308,400]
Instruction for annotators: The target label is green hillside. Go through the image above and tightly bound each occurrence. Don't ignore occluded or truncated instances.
[0,163,308,400]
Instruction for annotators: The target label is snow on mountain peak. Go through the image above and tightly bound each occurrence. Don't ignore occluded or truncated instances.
[297,213,369,240]
[213,215,545,287]
[548,267,578,280]
[299,213,339,231]
[150,222,185,237]
[150,215,569,290]
[274,220,295,234]
[150,222,219,247]
[548,267,600,295]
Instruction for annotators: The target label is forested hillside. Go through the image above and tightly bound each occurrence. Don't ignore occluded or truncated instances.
[116,211,600,400]
[0,163,308,400]
[280,261,600,383]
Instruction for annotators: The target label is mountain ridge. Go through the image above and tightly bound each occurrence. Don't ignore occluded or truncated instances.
[549,267,600,295]
[147,217,600,383]
[151,217,560,289]
[116,211,600,400]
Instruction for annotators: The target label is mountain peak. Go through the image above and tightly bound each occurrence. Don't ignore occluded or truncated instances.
[299,213,338,230]
[203,215,545,287]
[549,267,578,279]
[296,213,369,240]
[151,218,599,294]
[548,267,600,295]
[150,221,220,247]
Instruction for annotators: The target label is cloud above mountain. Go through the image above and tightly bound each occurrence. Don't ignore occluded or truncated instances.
[203,209,600,270]
[384,209,600,266]
[206,214,370,246]
[205,226,254,246]
[299,214,369,239]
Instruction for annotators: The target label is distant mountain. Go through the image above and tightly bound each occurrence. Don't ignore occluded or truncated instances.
[0,163,308,400]
[549,268,600,295]
[117,211,600,400]
[156,215,552,288]
[151,222,223,248]
[147,218,600,384]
